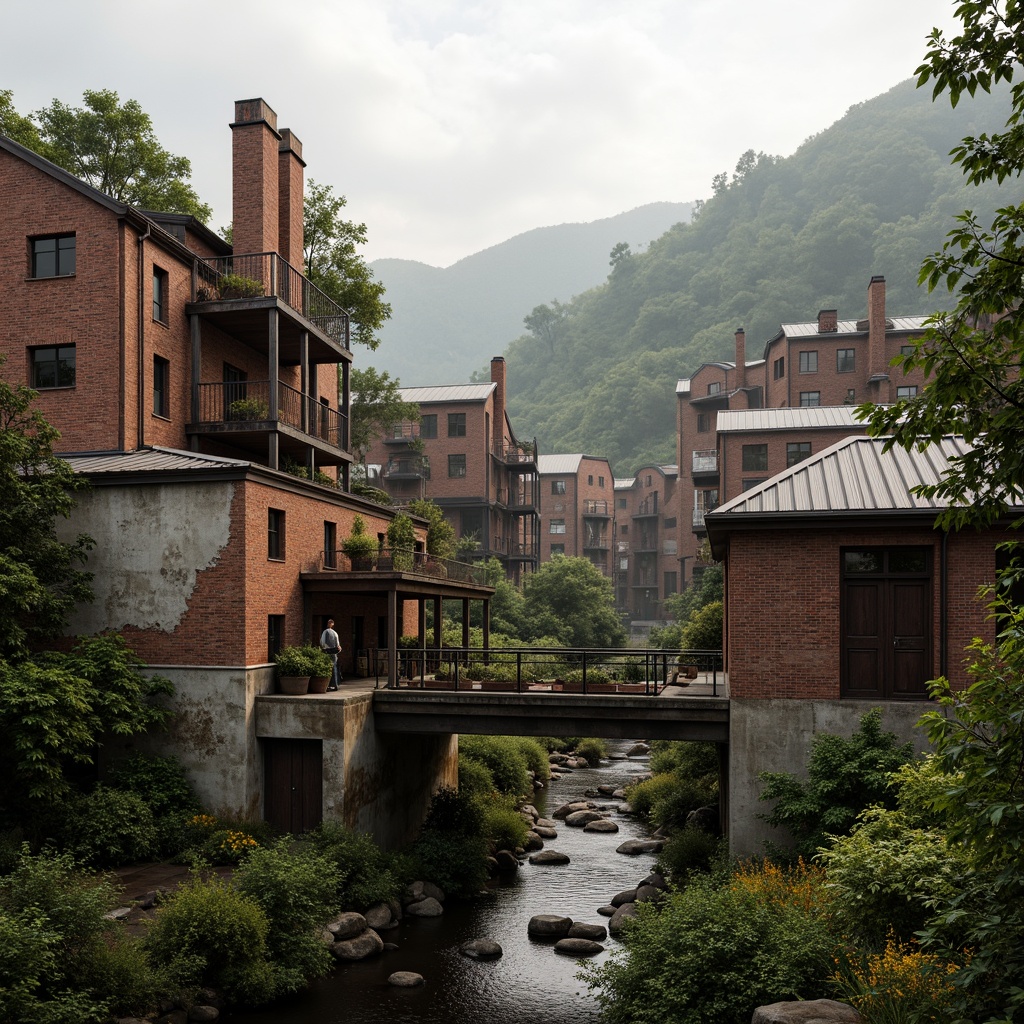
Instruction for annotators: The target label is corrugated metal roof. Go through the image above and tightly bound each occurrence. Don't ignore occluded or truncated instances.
[399,383,495,404]
[779,315,929,338]
[63,446,250,475]
[709,435,970,517]
[614,478,635,490]
[717,406,870,433]
[538,453,584,475]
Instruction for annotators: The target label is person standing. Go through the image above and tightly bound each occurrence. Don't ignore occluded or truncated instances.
[320,618,341,690]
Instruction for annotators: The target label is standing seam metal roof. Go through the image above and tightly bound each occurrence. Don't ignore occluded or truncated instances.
[716,406,871,433]
[398,383,495,404]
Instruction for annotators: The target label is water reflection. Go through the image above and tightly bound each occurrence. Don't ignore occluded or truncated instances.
[230,742,657,1023]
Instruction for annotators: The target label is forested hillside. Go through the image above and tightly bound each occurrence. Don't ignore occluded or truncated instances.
[503,78,1011,474]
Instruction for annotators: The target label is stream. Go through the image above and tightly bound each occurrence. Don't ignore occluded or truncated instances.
[229,739,659,1023]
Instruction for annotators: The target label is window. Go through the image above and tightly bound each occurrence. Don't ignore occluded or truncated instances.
[30,345,76,388]
[646,475,652,486]
[31,234,75,278]
[897,386,918,399]
[846,388,856,403]
[551,480,566,495]
[799,350,818,373]
[448,454,466,477]
[697,413,711,433]
[598,476,605,487]
[153,266,169,323]
[742,478,766,491]
[462,508,483,539]
[620,524,629,534]
[324,521,337,568]
[617,497,627,509]
[588,474,594,485]
[550,519,566,534]
[773,356,785,380]
[787,441,811,467]
[664,571,677,596]
[447,412,466,437]
[800,391,821,407]
[707,382,721,396]
[742,444,768,472]
[664,517,677,529]
[900,344,916,356]
[268,508,285,560]
[420,414,437,438]
[223,363,247,410]
[837,348,855,373]
[268,615,284,661]
[550,543,565,556]
[153,356,169,417]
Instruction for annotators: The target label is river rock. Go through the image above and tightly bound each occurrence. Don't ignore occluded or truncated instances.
[596,905,616,917]
[331,928,385,960]
[568,922,608,941]
[405,880,445,904]
[494,850,520,872]
[752,1000,861,1024]
[565,810,606,827]
[554,937,604,957]
[569,757,590,768]
[585,819,619,833]
[524,831,545,851]
[607,752,628,760]
[461,939,503,960]
[687,806,719,833]
[384,942,399,951]
[528,914,573,937]
[616,839,664,855]
[549,752,570,764]
[364,903,393,929]
[535,817,558,828]
[612,788,627,799]
[608,903,637,935]
[597,784,617,794]
[634,884,664,905]
[405,897,444,917]
[534,825,558,838]
[640,871,668,890]
[388,972,425,987]
[626,742,650,756]
[187,1008,219,1022]
[552,801,591,818]
[520,803,539,819]
[617,802,634,814]
[327,912,368,940]
[529,849,570,865]
[611,888,637,906]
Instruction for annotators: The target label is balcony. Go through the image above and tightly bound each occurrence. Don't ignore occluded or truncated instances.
[582,499,611,517]
[692,449,719,477]
[191,379,349,464]
[492,439,538,467]
[385,423,424,445]
[321,547,488,585]
[632,496,659,518]
[384,456,430,481]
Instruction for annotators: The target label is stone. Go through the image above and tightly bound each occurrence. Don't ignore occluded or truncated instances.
[405,896,444,917]
[388,898,403,921]
[520,803,539,819]
[421,881,446,902]
[327,912,368,940]
[616,839,665,855]
[384,942,399,951]
[552,801,591,819]
[640,871,668,890]
[566,810,607,827]
[364,903,393,929]
[608,903,637,935]
[607,752,628,760]
[524,831,545,851]
[618,802,634,814]
[494,850,520,872]
[535,817,558,828]
[612,788,627,799]
[568,922,608,941]
[529,849,570,865]
[596,905,616,917]
[554,937,604,957]
[549,752,570,764]
[187,1007,219,1022]
[534,825,558,839]
[752,1000,861,1024]
[585,819,619,833]
[597,784,616,794]
[687,806,719,833]
[634,884,664,904]
[626,742,650,756]
[570,756,590,768]
[154,1013,188,1024]
[388,971,425,987]
[460,939,503,960]
[611,888,637,906]
[528,914,573,937]
[331,928,385,960]
[104,906,132,921]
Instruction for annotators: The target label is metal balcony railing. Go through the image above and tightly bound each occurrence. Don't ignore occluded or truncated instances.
[692,449,719,474]
[583,499,611,515]
[324,547,488,584]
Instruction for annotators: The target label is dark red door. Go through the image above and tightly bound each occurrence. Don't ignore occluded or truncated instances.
[263,739,323,834]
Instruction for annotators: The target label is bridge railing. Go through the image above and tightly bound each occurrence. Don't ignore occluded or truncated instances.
[366,646,723,695]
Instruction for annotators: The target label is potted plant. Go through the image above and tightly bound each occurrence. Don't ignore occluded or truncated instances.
[342,515,377,570]
[218,272,265,299]
[275,645,312,694]
[227,397,269,421]
[398,634,420,680]
[305,645,334,693]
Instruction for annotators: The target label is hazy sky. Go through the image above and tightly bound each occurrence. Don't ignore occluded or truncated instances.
[3,0,960,267]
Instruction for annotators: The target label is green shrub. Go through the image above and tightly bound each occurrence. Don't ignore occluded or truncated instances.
[622,656,644,682]
[307,822,403,910]
[458,736,531,797]
[481,800,531,851]
[108,754,199,816]
[458,755,496,800]
[574,737,608,764]
[145,873,274,1006]
[626,774,680,822]
[512,736,551,782]
[411,787,489,896]
[680,600,723,649]
[649,740,719,780]
[173,813,273,866]
[658,825,728,884]
[649,777,719,834]
[565,668,610,685]
[60,786,157,867]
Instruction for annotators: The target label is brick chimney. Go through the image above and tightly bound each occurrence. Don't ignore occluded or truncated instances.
[818,309,838,333]
[491,356,507,452]
[734,328,746,389]
[277,128,305,268]
[231,98,281,256]
[867,275,888,381]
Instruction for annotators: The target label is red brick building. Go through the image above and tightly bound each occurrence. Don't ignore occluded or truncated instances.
[536,454,615,572]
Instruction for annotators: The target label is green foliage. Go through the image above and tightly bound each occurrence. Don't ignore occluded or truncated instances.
[349,365,419,462]
[386,512,416,569]
[649,740,719,779]
[411,787,489,896]
[480,800,530,851]
[680,601,723,650]
[573,737,608,764]
[217,273,264,298]
[341,514,377,560]
[758,708,914,860]
[582,871,838,1024]
[59,786,157,867]
[273,644,324,677]
[658,825,728,885]
[407,499,456,561]
[173,813,271,866]
[145,872,274,1005]
[107,754,200,855]
[304,179,391,349]
[626,773,680,823]
[459,735,532,797]
[457,753,495,800]
[307,821,404,910]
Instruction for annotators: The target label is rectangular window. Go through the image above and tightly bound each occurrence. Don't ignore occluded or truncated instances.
[448,454,466,477]
[742,478,766,491]
[620,524,628,534]
[30,345,76,388]
[153,266,169,323]
[462,507,483,539]
[799,350,818,373]
[846,388,856,403]
[268,615,284,661]
[447,412,466,437]
[420,414,437,438]
[268,508,285,560]
[900,345,915,356]
[787,441,811,467]
[773,356,785,380]
[664,517,677,529]
[550,519,566,534]
[617,497,627,509]
[598,476,605,487]
[588,474,594,485]
[897,386,918,399]
[153,356,169,417]
[697,412,711,433]
[800,391,821,407]
[550,543,565,556]
[707,382,721,395]
[664,571,677,597]
[551,480,566,495]
[742,444,768,472]
[837,348,855,373]
[31,234,76,278]
[323,521,337,568]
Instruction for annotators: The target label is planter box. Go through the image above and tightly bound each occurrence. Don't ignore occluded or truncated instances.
[278,675,310,695]
[308,675,331,694]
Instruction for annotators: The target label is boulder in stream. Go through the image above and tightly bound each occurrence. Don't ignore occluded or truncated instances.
[616,838,664,855]
[529,849,570,865]
[752,1000,861,1024]
[528,914,573,938]
[327,912,367,940]
[388,972,425,987]
[608,903,637,935]
[405,897,444,918]
[554,937,604,957]
[534,825,558,839]
[461,939,503,960]
[584,819,619,833]
[494,850,520,872]
[331,928,385,960]
[568,922,608,941]
[565,810,606,827]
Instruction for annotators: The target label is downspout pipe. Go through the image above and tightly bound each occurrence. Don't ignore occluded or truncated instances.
[940,527,949,679]
[136,223,152,448]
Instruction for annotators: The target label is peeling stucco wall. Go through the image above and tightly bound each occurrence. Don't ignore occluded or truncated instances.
[55,482,234,634]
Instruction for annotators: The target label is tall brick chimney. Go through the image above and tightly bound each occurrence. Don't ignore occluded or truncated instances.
[734,328,746,389]
[277,128,305,268]
[491,356,507,452]
[231,98,281,256]
[867,275,888,381]
[818,309,838,333]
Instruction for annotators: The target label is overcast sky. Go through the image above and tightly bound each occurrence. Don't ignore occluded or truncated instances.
[3,0,960,267]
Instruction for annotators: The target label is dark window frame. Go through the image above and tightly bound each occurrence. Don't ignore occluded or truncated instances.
[837,348,856,373]
[550,518,566,534]
[31,233,76,278]
[800,391,821,407]
[420,414,437,439]
[324,521,337,569]
[787,441,811,467]
[447,412,466,437]
[799,350,818,374]
[551,480,566,495]
[742,443,768,472]
[153,266,169,324]
[153,355,170,418]
[30,344,76,389]
[448,454,467,478]
[268,508,285,560]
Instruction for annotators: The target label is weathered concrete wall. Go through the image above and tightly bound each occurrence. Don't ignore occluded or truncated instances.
[728,697,935,857]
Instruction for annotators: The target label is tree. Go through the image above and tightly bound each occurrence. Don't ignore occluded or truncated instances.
[11,89,211,219]
[523,300,571,355]
[349,366,419,464]
[520,557,626,648]
[407,499,456,561]
[304,179,391,349]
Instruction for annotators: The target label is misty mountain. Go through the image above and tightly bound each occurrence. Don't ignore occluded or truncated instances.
[368,202,693,384]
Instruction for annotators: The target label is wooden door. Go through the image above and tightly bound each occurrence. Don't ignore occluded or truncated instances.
[263,739,323,834]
